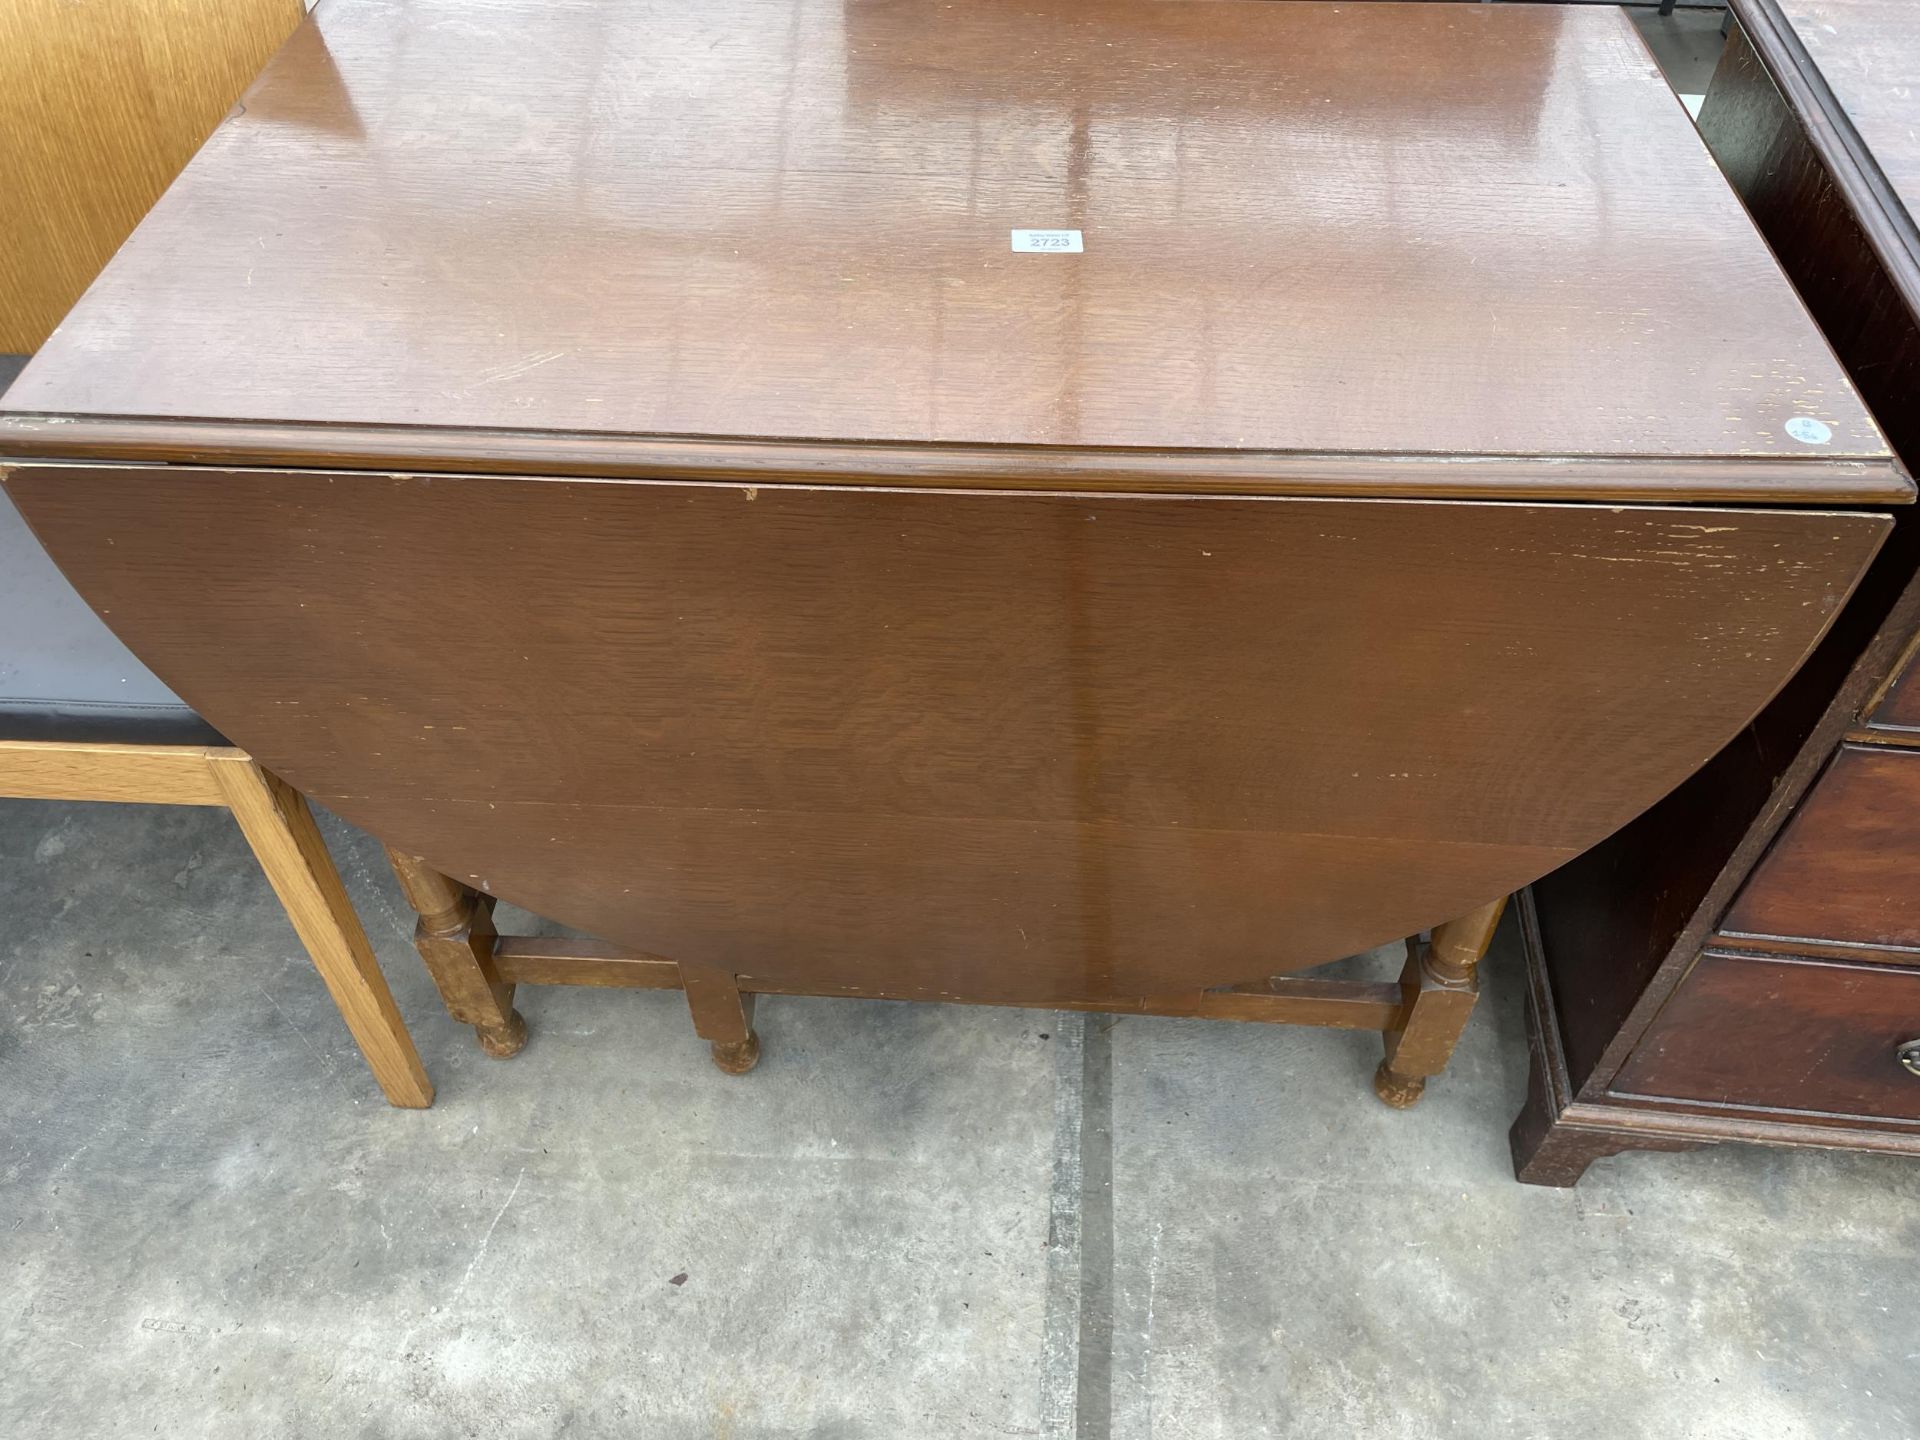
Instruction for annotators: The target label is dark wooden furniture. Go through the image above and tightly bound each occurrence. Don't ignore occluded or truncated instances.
[0,0,1906,1104]
[1514,0,1920,1184]
[0,488,429,1108]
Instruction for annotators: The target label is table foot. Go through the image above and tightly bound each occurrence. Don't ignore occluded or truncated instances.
[386,847,524,1061]
[710,1030,762,1075]
[683,962,759,1075]
[476,1008,530,1058]
[1373,1061,1426,1109]
[1377,895,1507,1107]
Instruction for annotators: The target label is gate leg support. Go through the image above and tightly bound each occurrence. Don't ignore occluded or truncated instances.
[1374,896,1506,1108]
[683,963,761,1074]
[386,848,528,1058]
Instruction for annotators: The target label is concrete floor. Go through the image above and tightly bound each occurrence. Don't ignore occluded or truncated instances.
[3,798,1918,1438]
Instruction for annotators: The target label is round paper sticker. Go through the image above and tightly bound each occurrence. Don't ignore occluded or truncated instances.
[1784,416,1833,445]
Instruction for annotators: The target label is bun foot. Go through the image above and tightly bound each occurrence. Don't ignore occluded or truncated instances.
[1373,1060,1426,1109]
[710,1031,762,1075]
[476,1009,529,1058]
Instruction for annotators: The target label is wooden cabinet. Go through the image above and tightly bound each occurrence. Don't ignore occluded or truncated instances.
[1514,0,1920,1185]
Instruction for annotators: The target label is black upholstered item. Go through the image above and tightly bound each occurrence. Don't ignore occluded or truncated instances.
[0,483,225,747]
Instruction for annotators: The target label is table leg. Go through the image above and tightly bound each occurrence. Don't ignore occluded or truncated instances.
[682,963,761,1074]
[1374,895,1506,1108]
[207,756,433,1107]
[386,848,528,1058]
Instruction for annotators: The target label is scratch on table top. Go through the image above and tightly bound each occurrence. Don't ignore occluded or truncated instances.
[471,350,567,388]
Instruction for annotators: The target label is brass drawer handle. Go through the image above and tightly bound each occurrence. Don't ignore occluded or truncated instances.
[1901,1040,1920,1078]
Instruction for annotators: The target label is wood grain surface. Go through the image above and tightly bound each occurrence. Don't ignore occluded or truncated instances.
[0,738,226,806]
[4,464,1887,1002]
[0,0,303,350]
[210,755,434,1108]
[1721,744,1920,954]
[1611,950,1920,1123]
[0,0,1890,473]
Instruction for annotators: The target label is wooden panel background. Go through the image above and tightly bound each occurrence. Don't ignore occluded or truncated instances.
[0,0,303,351]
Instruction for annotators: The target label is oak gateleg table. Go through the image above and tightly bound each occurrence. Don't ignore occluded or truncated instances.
[1,0,1908,1107]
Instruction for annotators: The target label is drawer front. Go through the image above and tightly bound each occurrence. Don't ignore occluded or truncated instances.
[1866,628,1920,734]
[1620,952,1920,1121]
[1722,744,1920,955]
[1613,951,1920,1122]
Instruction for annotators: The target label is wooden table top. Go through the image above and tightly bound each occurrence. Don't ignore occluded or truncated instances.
[0,0,1902,501]
[1736,0,1920,322]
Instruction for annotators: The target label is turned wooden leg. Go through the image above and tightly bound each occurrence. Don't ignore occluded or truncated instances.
[682,963,760,1074]
[1374,895,1506,1108]
[385,847,527,1058]
[207,756,433,1108]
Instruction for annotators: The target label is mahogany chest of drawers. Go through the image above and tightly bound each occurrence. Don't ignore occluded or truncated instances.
[1515,0,1920,1185]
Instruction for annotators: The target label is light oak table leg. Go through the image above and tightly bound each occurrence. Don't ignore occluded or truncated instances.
[207,755,433,1108]
[385,847,528,1058]
[682,963,761,1074]
[1374,895,1506,1109]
